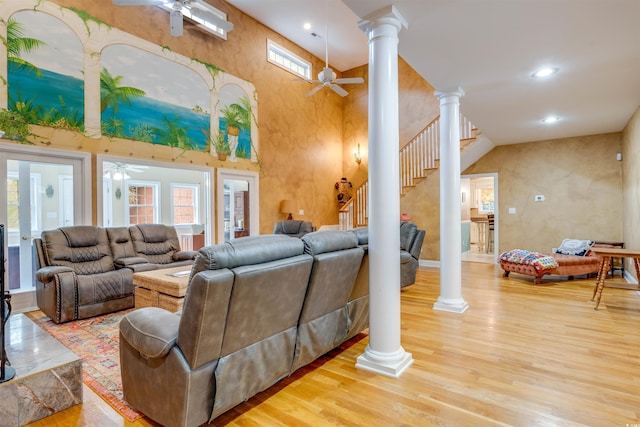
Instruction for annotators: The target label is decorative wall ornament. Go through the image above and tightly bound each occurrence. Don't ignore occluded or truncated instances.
[45,185,54,198]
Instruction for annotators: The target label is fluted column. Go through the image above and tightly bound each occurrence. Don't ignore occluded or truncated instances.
[434,89,469,313]
[356,5,412,378]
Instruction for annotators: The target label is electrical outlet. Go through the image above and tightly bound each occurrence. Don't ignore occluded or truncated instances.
[298,209,304,215]
[509,207,516,214]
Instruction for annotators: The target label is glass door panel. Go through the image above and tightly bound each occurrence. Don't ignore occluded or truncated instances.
[6,159,74,292]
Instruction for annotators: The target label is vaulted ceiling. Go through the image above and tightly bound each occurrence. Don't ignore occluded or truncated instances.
[226,0,640,145]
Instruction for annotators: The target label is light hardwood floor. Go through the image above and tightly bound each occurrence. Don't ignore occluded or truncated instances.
[26,262,640,426]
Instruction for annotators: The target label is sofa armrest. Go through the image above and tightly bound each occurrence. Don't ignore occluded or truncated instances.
[36,266,74,283]
[119,307,180,359]
[173,250,198,261]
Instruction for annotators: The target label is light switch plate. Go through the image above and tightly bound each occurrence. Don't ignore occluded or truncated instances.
[509,207,516,214]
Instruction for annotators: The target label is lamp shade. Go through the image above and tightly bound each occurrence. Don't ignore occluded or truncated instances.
[280,200,297,220]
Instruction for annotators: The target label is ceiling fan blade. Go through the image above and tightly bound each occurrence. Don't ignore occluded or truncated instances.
[293,78,321,83]
[112,0,167,5]
[190,8,234,32]
[330,84,348,97]
[305,85,325,97]
[334,77,364,85]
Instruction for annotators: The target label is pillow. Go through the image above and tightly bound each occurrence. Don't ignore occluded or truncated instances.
[555,239,593,256]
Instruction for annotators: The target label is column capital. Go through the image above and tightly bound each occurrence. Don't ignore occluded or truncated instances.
[358,5,408,34]
[434,87,465,102]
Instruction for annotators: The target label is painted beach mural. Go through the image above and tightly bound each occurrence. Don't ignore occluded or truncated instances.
[1,1,258,162]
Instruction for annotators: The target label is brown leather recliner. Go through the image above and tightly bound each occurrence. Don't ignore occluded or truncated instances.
[272,220,314,238]
[34,226,135,323]
[129,224,198,269]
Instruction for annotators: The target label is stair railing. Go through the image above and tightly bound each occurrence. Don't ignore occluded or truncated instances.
[339,113,476,229]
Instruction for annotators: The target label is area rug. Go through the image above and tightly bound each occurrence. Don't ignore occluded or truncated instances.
[26,310,143,422]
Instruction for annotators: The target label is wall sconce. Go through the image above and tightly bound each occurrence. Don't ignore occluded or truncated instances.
[115,188,122,200]
[353,143,362,165]
[280,199,297,220]
[45,184,54,198]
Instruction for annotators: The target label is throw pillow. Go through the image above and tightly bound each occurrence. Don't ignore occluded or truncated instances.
[555,239,593,256]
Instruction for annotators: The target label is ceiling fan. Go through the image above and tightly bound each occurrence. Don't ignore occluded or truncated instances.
[295,27,364,97]
[112,0,233,37]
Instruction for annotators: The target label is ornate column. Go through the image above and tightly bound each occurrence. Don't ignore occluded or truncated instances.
[434,89,469,313]
[356,6,412,378]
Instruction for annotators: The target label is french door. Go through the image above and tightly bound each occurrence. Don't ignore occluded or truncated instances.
[0,143,90,302]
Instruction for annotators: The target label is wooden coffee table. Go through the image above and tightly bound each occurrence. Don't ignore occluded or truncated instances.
[133,266,192,312]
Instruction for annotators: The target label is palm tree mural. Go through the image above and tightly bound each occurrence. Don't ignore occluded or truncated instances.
[6,17,46,78]
[153,116,195,150]
[100,67,146,138]
[100,67,146,114]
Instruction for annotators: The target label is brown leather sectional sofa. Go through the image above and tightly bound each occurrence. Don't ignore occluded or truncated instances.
[33,224,197,323]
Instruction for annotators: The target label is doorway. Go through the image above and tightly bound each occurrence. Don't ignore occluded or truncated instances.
[461,173,498,263]
[217,169,259,243]
[0,143,91,311]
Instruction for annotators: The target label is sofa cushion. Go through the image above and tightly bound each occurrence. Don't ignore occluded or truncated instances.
[193,235,304,272]
[42,226,114,275]
[301,230,358,256]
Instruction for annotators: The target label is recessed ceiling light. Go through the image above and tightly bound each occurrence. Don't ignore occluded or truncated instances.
[541,116,560,124]
[532,67,559,78]
[303,22,311,30]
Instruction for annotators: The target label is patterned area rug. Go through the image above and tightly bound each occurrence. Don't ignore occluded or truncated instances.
[26,310,142,422]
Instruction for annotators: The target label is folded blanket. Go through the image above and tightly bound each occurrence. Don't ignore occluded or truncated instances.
[499,249,559,272]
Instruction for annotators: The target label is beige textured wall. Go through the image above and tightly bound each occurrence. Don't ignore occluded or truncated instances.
[404,132,624,261]
[622,106,640,278]
[464,133,623,255]
[9,0,346,233]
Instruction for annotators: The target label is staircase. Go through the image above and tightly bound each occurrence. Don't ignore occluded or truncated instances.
[339,114,478,229]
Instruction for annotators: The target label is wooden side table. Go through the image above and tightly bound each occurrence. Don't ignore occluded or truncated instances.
[589,247,640,310]
[593,241,624,277]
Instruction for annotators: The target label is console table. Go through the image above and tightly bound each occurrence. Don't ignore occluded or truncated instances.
[589,247,640,310]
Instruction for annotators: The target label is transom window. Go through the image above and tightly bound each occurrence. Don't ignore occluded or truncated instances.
[267,39,311,79]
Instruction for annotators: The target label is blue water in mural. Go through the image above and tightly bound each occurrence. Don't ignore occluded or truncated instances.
[7,63,251,155]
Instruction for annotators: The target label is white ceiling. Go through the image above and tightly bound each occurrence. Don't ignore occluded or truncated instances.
[225,0,640,145]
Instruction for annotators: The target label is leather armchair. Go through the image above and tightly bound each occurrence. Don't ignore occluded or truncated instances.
[400,221,426,287]
[272,220,313,238]
[34,226,134,323]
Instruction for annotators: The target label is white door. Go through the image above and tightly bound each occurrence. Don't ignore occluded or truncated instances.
[0,143,90,304]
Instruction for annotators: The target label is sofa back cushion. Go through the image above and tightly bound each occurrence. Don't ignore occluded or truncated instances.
[129,224,181,264]
[178,234,313,367]
[400,221,418,251]
[273,220,313,237]
[106,227,137,260]
[41,226,114,275]
[299,230,363,322]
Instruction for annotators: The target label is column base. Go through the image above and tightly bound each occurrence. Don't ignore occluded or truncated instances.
[433,296,469,313]
[356,345,413,378]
